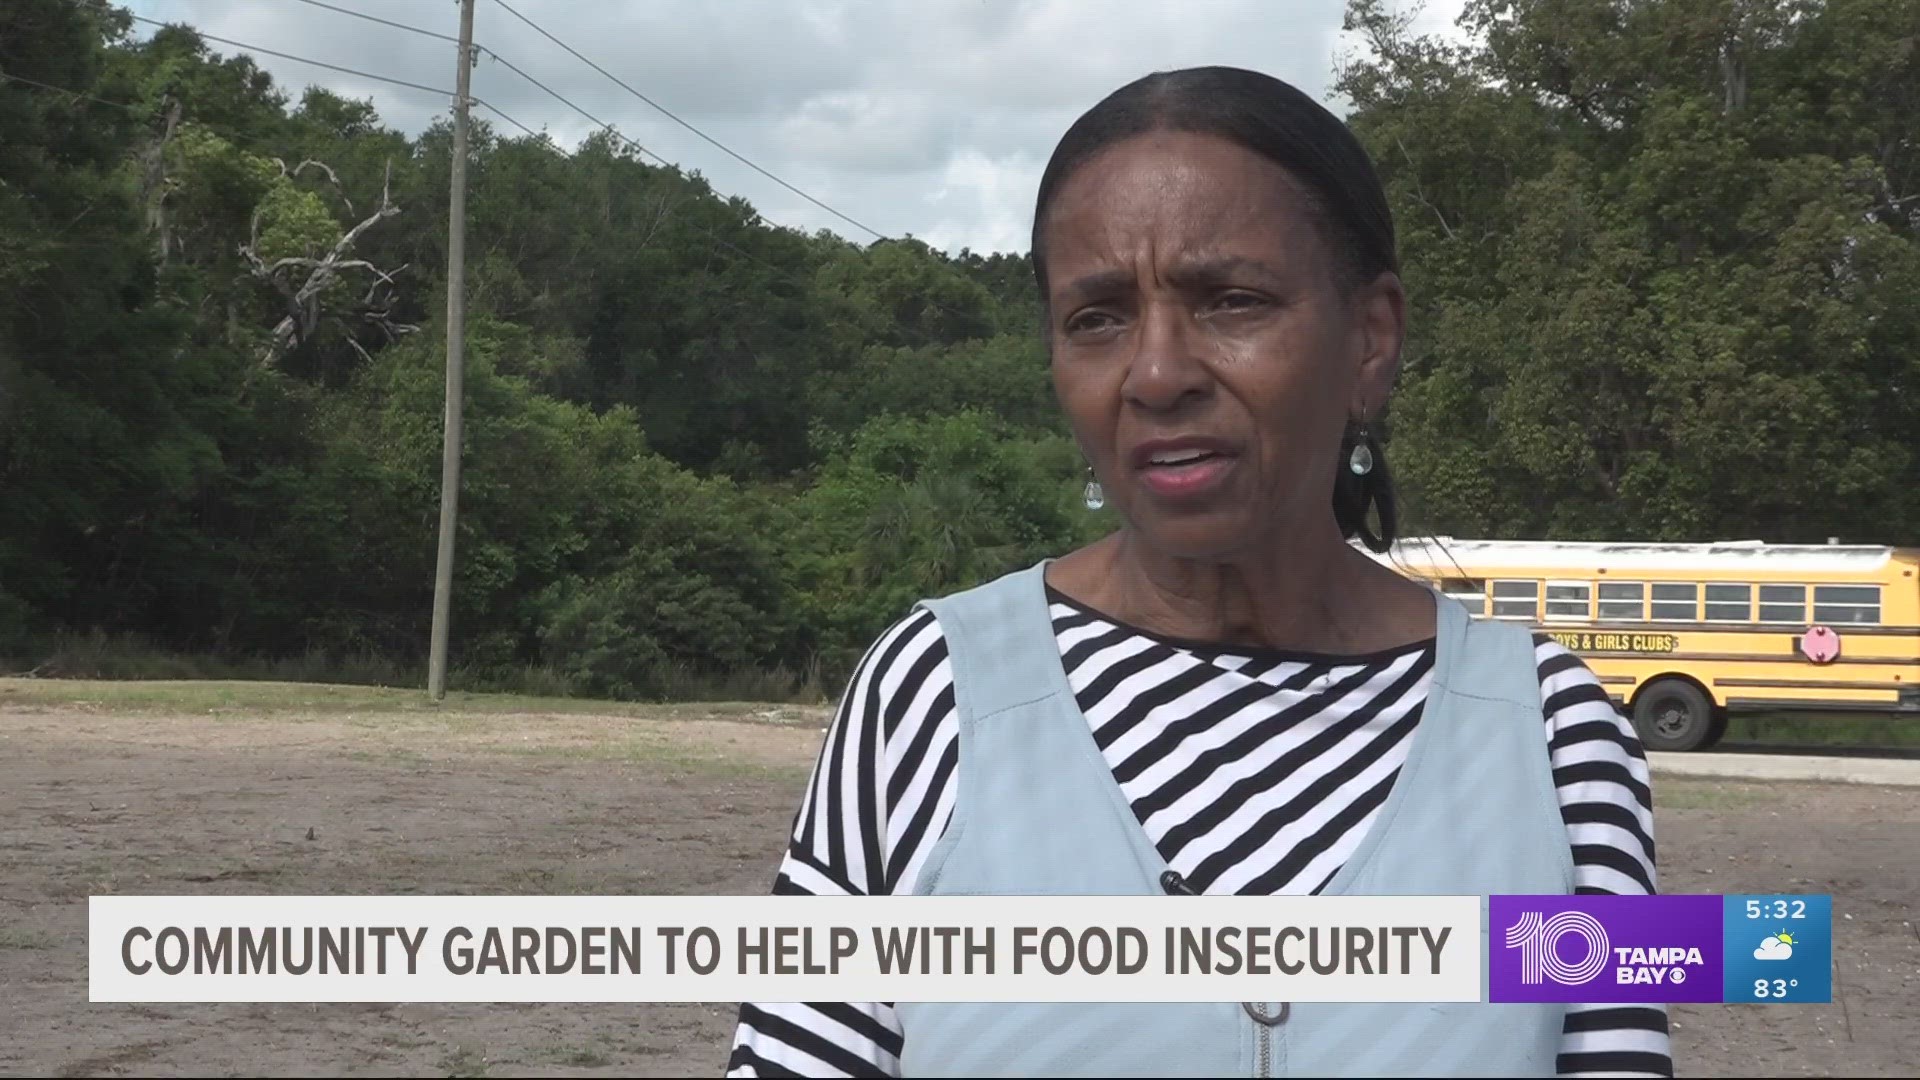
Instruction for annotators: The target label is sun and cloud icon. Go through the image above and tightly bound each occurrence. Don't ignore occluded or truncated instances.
[1754,931,1797,960]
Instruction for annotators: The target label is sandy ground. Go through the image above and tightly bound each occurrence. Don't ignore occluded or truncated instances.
[0,701,1914,1077]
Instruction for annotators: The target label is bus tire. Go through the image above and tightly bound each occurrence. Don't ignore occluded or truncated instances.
[1632,680,1715,753]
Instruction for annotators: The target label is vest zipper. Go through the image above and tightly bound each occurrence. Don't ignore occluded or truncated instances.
[1162,873,1284,1077]
[1241,1002,1287,1077]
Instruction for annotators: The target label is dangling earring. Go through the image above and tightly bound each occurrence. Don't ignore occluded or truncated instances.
[1348,414,1375,476]
[1340,410,1396,553]
[1083,466,1105,510]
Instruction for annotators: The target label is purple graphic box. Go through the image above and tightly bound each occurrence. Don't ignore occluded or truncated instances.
[1490,895,1722,1003]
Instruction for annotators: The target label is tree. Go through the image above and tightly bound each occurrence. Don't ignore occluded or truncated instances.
[1340,0,1920,543]
[788,412,1092,677]
[810,332,1058,437]
[0,0,224,639]
[240,158,414,374]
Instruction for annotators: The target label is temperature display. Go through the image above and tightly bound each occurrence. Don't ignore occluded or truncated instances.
[1723,895,1832,1004]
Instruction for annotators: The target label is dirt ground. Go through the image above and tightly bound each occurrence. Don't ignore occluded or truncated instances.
[1,695,1914,1078]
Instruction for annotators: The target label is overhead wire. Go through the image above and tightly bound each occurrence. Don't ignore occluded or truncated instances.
[288,0,466,46]
[488,0,888,241]
[123,14,539,148]
[273,0,882,240]
[40,12,1019,359]
[129,13,456,99]
[282,0,656,161]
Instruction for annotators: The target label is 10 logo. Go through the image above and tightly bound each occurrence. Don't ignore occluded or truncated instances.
[1503,911,1611,986]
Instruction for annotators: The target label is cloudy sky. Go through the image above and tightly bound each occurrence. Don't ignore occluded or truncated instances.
[126,0,1470,254]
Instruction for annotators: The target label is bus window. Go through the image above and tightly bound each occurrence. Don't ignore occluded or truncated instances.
[1438,578,1485,616]
[1705,583,1752,622]
[1813,584,1881,624]
[1650,582,1698,621]
[1545,581,1591,620]
[1757,584,1807,623]
[1491,580,1539,620]
[1597,581,1645,620]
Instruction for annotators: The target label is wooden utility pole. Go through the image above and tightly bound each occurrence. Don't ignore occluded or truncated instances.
[428,0,476,701]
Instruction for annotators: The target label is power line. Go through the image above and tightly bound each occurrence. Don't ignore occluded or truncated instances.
[275,0,709,198]
[188,2,890,250]
[129,14,455,98]
[2,66,762,267]
[3,69,539,229]
[221,9,796,269]
[120,10,1018,352]
[0,69,143,111]
[289,0,465,46]
[123,14,538,143]
[417,65,993,342]
[7,52,991,348]
[375,69,846,294]
[488,0,889,242]
[198,3,654,168]
[472,97,541,138]
[475,45,660,162]
[471,99,540,140]
[282,0,649,158]
[253,2,731,210]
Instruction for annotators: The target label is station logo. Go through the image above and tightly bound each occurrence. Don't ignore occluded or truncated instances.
[1489,896,1722,1003]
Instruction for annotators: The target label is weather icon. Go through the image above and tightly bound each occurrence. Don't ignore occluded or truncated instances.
[1754,931,1796,960]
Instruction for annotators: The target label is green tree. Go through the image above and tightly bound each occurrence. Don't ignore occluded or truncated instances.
[789,412,1093,676]
[280,318,791,690]
[0,0,226,640]
[1341,0,1920,543]
[810,332,1058,436]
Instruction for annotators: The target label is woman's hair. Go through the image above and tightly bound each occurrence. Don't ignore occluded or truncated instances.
[1031,65,1403,551]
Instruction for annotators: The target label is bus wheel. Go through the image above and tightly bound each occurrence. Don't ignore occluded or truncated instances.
[1632,680,1714,753]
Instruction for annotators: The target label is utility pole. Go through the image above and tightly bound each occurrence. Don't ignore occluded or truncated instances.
[428,0,475,701]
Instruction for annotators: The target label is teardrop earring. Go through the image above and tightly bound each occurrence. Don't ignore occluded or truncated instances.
[1348,417,1375,476]
[1083,467,1105,511]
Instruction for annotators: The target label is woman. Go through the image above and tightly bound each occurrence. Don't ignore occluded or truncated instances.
[729,67,1670,1078]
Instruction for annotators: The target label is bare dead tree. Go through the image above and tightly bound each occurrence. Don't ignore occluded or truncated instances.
[274,156,356,218]
[240,159,415,367]
[1718,40,1748,114]
[1395,135,1458,242]
[137,96,184,264]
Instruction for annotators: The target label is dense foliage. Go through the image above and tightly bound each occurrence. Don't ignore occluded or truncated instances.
[2,0,1914,695]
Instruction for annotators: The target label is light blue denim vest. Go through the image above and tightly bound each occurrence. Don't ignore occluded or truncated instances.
[893,560,1572,1077]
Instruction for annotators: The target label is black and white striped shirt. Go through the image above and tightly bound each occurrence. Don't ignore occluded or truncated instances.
[728,587,1673,1078]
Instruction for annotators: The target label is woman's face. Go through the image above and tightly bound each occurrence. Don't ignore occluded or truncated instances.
[1042,129,1404,561]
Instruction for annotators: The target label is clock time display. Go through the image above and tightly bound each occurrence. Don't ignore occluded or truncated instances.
[1743,898,1808,921]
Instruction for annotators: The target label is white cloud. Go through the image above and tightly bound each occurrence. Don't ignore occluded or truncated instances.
[1754,936,1794,960]
[123,0,1473,254]
[774,90,948,173]
[920,148,1045,254]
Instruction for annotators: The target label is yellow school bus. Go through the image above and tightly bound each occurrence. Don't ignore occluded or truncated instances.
[1370,537,1920,751]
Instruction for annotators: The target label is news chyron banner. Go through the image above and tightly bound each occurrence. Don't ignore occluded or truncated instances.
[88,894,1831,1005]
[1490,894,1833,1005]
[93,896,1482,1003]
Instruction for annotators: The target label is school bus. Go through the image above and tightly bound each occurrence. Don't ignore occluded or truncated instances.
[1370,537,1920,751]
